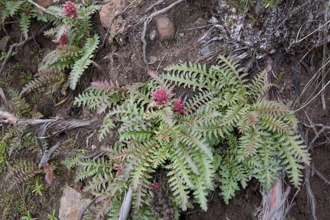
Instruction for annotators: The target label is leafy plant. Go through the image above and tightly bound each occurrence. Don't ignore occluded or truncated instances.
[73,55,310,218]
[20,1,102,94]
[0,0,48,40]
[21,210,34,220]
[32,180,45,196]
[47,209,58,220]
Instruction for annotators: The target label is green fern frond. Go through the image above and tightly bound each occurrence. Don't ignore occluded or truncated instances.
[163,62,212,90]
[192,149,214,189]
[123,140,158,181]
[279,132,311,165]
[259,115,290,133]
[238,127,263,156]
[75,157,113,181]
[248,70,274,101]
[156,107,174,128]
[185,90,218,113]
[180,128,213,159]
[43,27,60,37]
[168,155,194,188]
[253,144,281,191]
[278,143,304,187]
[83,172,114,196]
[6,160,43,191]
[148,147,170,169]
[219,104,248,128]
[119,130,153,142]
[69,34,99,90]
[98,112,115,141]
[191,174,208,211]
[8,87,29,113]
[21,69,66,94]
[19,12,31,40]
[119,115,151,133]
[132,165,153,211]
[167,171,190,211]
[6,0,24,16]
[175,143,199,175]
[252,100,291,116]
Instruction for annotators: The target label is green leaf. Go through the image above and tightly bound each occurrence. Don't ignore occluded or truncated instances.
[69,34,99,90]
[19,12,31,40]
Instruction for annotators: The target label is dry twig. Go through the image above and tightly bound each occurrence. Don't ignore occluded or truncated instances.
[305,165,317,220]
[27,0,59,18]
[303,123,330,150]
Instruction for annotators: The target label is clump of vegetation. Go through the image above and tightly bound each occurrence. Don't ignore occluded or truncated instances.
[20,1,101,94]
[71,55,310,219]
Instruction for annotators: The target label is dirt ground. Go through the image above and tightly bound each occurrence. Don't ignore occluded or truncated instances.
[0,0,329,219]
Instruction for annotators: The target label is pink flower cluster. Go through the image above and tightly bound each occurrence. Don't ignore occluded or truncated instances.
[173,98,188,114]
[150,87,188,114]
[151,182,160,190]
[52,33,68,46]
[62,1,79,18]
[150,87,173,106]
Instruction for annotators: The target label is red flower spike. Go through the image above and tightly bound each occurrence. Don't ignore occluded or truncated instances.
[173,97,188,114]
[62,1,79,18]
[151,182,160,190]
[150,87,173,106]
[52,32,69,46]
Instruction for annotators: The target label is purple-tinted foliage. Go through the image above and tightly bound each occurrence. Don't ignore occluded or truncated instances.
[150,87,173,106]
[173,97,188,114]
[52,32,68,46]
[62,1,79,18]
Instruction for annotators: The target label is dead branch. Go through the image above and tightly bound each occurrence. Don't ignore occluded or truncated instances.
[145,0,165,13]
[321,1,329,110]
[305,165,317,220]
[78,198,97,220]
[313,166,330,185]
[38,139,72,168]
[119,186,133,220]
[0,23,51,76]
[27,0,59,18]
[303,123,330,150]
[141,19,151,64]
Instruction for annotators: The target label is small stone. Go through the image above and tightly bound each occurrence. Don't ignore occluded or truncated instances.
[100,0,127,28]
[194,17,207,26]
[149,29,158,41]
[34,0,53,8]
[0,37,8,51]
[178,33,184,37]
[149,56,158,64]
[59,186,92,220]
[154,16,175,42]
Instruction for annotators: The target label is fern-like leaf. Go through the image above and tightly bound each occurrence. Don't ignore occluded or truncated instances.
[69,34,99,90]
[19,12,31,40]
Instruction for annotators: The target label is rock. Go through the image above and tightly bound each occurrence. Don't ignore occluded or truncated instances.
[34,0,53,8]
[99,0,127,28]
[154,16,175,42]
[99,0,128,43]
[0,37,7,51]
[149,29,158,41]
[59,185,92,220]
[149,56,158,64]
